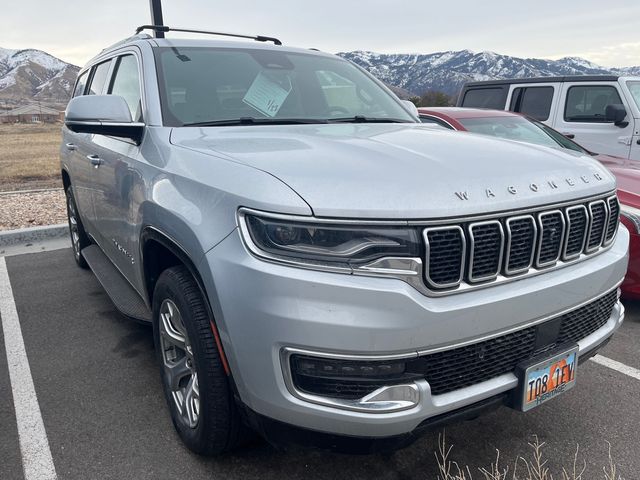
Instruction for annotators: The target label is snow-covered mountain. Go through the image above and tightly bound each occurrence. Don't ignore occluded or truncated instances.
[0,48,79,109]
[338,50,640,97]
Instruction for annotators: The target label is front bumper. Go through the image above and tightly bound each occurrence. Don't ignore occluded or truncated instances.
[200,226,628,438]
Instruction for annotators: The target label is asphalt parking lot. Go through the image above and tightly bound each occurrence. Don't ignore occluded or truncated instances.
[1,246,640,480]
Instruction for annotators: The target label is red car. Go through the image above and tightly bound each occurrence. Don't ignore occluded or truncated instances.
[418,107,639,299]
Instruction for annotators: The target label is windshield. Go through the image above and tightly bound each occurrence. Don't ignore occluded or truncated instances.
[628,81,640,110]
[458,115,589,154]
[153,47,415,126]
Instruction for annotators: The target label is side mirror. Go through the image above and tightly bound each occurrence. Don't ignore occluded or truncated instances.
[604,104,628,127]
[65,95,144,144]
[401,100,420,118]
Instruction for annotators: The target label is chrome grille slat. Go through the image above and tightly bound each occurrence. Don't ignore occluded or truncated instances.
[586,200,608,252]
[604,195,619,245]
[536,210,565,267]
[423,194,619,293]
[468,221,504,282]
[563,205,588,260]
[504,215,537,275]
[424,226,465,288]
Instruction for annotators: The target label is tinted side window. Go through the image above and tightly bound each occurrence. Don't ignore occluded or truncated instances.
[72,71,89,97]
[564,85,622,122]
[88,60,112,95]
[510,86,554,121]
[461,87,507,109]
[109,55,142,121]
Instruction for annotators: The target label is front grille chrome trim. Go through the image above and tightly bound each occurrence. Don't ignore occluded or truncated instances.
[504,215,537,276]
[423,226,466,289]
[562,205,589,261]
[535,209,566,268]
[603,195,619,247]
[467,220,504,283]
[586,200,608,253]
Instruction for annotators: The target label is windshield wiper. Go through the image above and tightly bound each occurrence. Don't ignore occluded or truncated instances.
[182,117,328,127]
[328,115,413,124]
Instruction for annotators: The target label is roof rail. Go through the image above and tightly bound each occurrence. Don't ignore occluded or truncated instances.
[100,33,152,54]
[135,25,282,46]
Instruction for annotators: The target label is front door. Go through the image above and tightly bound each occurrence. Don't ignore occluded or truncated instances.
[90,53,144,281]
[553,82,634,158]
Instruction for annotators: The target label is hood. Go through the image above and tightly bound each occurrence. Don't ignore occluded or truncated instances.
[170,124,616,219]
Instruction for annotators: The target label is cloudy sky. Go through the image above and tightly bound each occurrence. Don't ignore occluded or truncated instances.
[2,0,640,68]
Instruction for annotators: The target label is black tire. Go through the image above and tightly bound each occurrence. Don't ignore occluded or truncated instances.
[65,186,90,269]
[152,266,247,455]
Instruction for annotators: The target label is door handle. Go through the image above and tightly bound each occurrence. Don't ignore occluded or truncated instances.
[87,154,103,167]
[65,143,77,151]
[562,132,575,139]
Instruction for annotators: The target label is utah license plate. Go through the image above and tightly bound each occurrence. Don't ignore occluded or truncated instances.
[519,347,578,412]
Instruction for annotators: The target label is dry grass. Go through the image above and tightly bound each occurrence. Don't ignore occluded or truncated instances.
[0,123,63,191]
[435,432,625,480]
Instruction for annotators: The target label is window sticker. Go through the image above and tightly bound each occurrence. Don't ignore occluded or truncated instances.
[242,72,292,117]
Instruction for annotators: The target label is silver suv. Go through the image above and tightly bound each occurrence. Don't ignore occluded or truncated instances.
[61,26,628,454]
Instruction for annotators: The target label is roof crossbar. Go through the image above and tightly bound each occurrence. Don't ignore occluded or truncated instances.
[135,25,282,45]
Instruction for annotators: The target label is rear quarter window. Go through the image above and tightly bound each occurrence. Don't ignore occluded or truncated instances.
[461,87,507,109]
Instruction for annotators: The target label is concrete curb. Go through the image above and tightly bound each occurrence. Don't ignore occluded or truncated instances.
[0,224,68,247]
[0,188,64,196]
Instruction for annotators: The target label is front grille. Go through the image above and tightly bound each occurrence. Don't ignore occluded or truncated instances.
[587,201,607,251]
[406,289,618,395]
[469,221,503,281]
[424,227,465,287]
[564,206,588,259]
[537,211,565,266]
[425,194,618,292]
[505,216,536,273]
[605,196,620,244]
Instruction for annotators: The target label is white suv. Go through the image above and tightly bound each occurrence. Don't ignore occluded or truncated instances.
[458,76,640,163]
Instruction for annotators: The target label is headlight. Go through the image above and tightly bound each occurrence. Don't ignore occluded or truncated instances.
[620,204,640,233]
[240,210,421,268]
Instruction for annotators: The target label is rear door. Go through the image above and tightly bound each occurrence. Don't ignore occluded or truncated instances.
[553,82,633,158]
[90,52,144,279]
[506,84,560,125]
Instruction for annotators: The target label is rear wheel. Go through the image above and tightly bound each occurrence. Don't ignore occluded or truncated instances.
[65,186,89,269]
[152,266,247,455]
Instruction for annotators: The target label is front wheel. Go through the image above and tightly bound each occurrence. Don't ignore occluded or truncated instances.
[152,266,247,455]
[65,186,89,269]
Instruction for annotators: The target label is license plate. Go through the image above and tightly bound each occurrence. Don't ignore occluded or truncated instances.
[519,347,578,412]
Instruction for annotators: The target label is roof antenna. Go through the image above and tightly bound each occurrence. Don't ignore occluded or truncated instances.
[149,0,165,38]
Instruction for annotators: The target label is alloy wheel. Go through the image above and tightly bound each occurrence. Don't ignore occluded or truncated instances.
[159,298,200,429]
[67,194,81,260]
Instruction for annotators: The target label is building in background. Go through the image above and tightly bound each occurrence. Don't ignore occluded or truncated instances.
[0,103,62,123]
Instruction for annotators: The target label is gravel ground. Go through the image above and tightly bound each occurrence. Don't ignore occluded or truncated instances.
[0,189,66,231]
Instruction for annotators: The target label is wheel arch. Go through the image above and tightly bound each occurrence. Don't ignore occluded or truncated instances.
[61,168,71,192]
[140,226,204,305]
[140,226,232,376]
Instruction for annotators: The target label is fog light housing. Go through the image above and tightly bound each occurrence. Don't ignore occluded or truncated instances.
[290,354,416,400]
